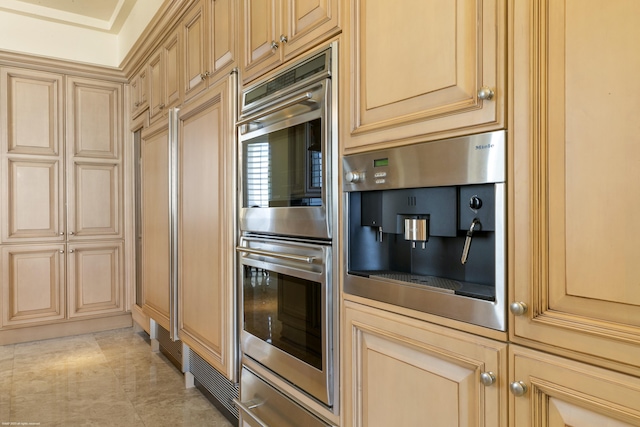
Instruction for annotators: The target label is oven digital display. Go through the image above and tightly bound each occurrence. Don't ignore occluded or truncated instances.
[374,158,389,167]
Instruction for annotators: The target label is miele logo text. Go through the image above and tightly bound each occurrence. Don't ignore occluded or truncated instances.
[475,144,494,150]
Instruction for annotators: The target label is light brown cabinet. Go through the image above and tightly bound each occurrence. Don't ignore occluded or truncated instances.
[340,0,506,153]
[182,0,237,101]
[511,0,640,375]
[0,67,65,242]
[130,67,148,118]
[0,67,126,341]
[343,301,508,427]
[177,73,236,380]
[1,244,65,327]
[510,345,640,426]
[148,29,181,122]
[240,0,340,83]
[139,121,171,331]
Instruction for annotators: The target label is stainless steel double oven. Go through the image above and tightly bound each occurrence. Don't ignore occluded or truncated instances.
[235,43,339,427]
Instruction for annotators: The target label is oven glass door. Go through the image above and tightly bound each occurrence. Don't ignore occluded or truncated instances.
[238,236,333,406]
[239,81,331,239]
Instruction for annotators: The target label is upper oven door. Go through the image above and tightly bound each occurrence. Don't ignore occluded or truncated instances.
[238,80,332,239]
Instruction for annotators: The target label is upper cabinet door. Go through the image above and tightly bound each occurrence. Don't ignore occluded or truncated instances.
[0,68,63,156]
[281,0,340,60]
[240,0,281,83]
[341,0,506,152]
[511,0,640,374]
[183,1,208,100]
[66,77,121,160]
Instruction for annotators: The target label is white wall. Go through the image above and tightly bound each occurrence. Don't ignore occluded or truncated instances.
[0,10,118,66]
[0,0,163,68]
[117,0,165,66]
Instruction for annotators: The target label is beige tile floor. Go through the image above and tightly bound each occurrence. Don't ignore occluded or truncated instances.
[0,327,234,427]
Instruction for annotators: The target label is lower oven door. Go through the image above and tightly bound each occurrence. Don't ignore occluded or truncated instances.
[237,236,333,407]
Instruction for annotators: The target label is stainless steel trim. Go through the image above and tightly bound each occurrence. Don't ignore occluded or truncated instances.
[236,91,315,126]
[343,130,506,192]
[236,246,316,263]
[168,107,180,341]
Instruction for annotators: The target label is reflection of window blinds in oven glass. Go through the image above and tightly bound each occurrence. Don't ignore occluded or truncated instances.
[311,151,322,189]
[246,142,270,207]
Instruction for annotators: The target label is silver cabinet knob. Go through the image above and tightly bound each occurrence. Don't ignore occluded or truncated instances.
[477,86,495,100]
[270,41,279,50]
[59,232,64,235]
[509,381,528,397]
[509,302,528,316]
[480,372,496,386]
[69,249,74,253]
[280,34,288,44]
[59,250,64,254]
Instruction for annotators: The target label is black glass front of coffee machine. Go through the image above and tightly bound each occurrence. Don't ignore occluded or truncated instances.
[347,183,497,301]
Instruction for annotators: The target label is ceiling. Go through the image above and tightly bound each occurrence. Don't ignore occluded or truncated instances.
[0,0,139,33]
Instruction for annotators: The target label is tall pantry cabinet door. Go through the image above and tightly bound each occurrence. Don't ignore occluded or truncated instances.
[341,0,506,152]
[0,68,65,242]
[140,122,171,331]
[1,244,66,327]
[65,77,123,241]
[511,0,640,373]
[177,75,236,380]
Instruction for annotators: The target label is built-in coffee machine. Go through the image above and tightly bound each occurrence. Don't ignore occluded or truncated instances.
[343,131,506,331]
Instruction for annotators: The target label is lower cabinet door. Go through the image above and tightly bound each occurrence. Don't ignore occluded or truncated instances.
[510,345,640,426]
[1,244,65,326]
[67,241,124,318]
[343,301,507,427]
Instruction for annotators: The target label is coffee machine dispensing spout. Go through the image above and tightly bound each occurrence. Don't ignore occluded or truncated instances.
[461,219,481,264]
[404,217,429,249]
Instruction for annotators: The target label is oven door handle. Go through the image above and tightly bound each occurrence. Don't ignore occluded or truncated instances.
[236,246,316,264]
[237,92,316,126]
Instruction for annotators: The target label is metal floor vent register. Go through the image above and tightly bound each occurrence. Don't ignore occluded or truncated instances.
[189,350,239,421]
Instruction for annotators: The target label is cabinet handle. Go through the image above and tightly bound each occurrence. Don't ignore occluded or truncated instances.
[59,250,64,254]
[480,372,496,386]
[159,103,166,109]
[477,86,495,100]
[59,231,65,236]
[509,302,528,316]
[200,71,211,81]
[270,41,279,50]
[280,34,288,44]
[69,249,74,253]
[509,381,528,397]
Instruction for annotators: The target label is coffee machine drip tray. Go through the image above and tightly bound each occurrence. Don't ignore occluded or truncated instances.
[350,270,496,301]
[370,272,460,293]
